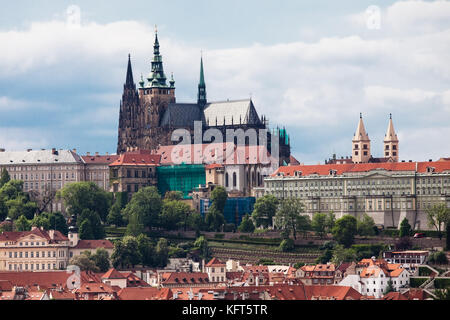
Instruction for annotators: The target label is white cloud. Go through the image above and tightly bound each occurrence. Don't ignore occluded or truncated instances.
[0,127,49,151]
[0,1,449,162]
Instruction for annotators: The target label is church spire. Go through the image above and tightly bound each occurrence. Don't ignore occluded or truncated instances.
[148,29,167,88]
[125,54,135,88]
[352,113,371,163]
[198,55,207,108]
[383,113,399,162]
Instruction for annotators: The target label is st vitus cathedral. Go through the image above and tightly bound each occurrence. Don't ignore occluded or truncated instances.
[117,31,291,165]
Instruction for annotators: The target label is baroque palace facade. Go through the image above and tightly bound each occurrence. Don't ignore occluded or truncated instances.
[117,31,291,165]
[261,116,450,230]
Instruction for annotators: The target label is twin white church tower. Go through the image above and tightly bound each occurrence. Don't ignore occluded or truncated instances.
[352,113,399,164]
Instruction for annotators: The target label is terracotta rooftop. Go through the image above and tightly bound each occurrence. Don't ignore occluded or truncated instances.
[205,257,225,267]
[82,154,119,164]
[0,228,68,242]
[102,268,126,280]
[272,160,450,177]
[118,287,172,300]
[73,239,114,249]
[110,150,161,167]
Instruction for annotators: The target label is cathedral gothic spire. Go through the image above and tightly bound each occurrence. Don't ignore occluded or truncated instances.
[148,30,168,88]
[198,55,207,108]
[125,54,135,89]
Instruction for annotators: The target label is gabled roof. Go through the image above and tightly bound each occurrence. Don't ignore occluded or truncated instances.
[0,149,83,165]
[0,228,68,243]
[160,103,202,128]
[102,268,126,280]
[206,257,225,267]
[73,239,114,250]
[203,99,262,127]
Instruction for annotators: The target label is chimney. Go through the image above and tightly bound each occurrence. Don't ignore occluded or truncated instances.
[0,148,5,152]
[95,152,99,156]
[86,152,90,156]
[429,159,432,162]
[27,149,32,152]
[49,230,55,240]
[51,148,56,155]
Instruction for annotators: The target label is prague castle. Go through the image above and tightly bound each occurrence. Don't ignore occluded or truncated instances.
[117,31,291,165]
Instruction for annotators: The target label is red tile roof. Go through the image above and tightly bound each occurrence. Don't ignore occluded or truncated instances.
[49,290,76,300]
[73,239,114,249]
[205,257,225,267]
[0,280,13,292]
[102,268,126,280]
[383,292,408,300]
[272,160,450,177]
[117,287,172,300]
[161,272,210,285]
[82,155,120,164]
[110,150,161,167]
[0,271,71,289]
[0,228,68,242]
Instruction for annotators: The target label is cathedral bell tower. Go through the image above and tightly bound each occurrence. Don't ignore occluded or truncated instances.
[137,29,176,150]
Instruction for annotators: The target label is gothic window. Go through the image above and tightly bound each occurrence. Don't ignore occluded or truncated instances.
[225,173,229,187]
[233,172,237,187]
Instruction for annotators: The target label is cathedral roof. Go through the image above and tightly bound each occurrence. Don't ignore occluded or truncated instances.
[203,99,262,127]
[160,103,202,128]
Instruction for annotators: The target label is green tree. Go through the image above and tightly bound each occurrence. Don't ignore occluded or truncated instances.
[111,236,142,269]
[107,200,124,227]
[331,244,357,265]
[210,186,227,213]
[57,181,112,222]
[155,238,169,268]
[238,214,255,233]
[6,197,38,220]
[79,219,95,240]
[31,212,68,235]
[205,207,225,232]
[122,186,162,229]
[316,248,333,264]
[0,169,10,188]
[69,251,100,272]
[325,212,336,234]
[426,203,450,240]
[274,198,307,240]
[312,213,327,238]
[164,191,183,201]
[187,212,206,232]
[91,248,110,272]
[160,200,191,231]
[279,238,295,252]
[251,195,279,229]
[78,209,105,239]
[434,289,450,300]
[31,214,51,230]
[332,215,358,247]
[357,213,376,236]
[194,236,210,260]
[399,218,412,238]
[14,215,31,231]
[0,199,7,221]
[385,280,395,294]
[126,211,145,237]
[137,234,155,267]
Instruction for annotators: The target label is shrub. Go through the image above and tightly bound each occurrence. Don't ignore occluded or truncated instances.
[279,239,295,252]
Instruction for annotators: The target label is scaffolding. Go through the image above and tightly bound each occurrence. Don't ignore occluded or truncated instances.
[157,164,206,199]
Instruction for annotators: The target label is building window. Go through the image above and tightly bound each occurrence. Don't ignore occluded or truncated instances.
[233,172,237,188]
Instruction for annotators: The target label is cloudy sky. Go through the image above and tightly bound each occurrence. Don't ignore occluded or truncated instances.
[0,0,449,164]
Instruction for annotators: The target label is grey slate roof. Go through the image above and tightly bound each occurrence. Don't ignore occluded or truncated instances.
[160,103,202,128]
[0,149,84,165]
[159,99,263,129]
[203,99,262,127]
